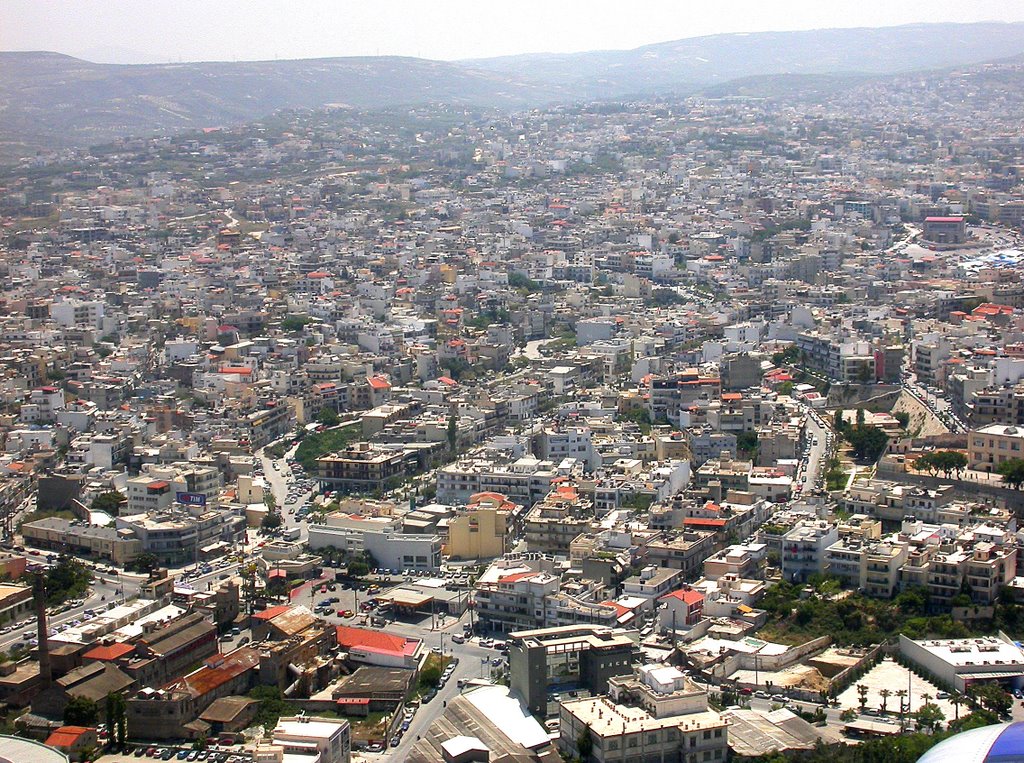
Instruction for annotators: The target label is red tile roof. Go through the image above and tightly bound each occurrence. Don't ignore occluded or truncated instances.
[336,625,419,657]
[46,726,93,748]
[599,600,631,617]
[683,517,726,528]
[171,648,260,698]
[252,604,291,621]
[661,588,704,605]
[83,643,134,662]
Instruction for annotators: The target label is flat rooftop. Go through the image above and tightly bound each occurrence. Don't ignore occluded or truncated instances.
[562,696,725,736]
[274,718,346,740]
[908,636,1024,669]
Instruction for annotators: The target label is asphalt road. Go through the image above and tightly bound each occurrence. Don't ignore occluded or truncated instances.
[259,444,311,543]
[373,614,502,759]
[801,410,832,493]
[0,567,146,653]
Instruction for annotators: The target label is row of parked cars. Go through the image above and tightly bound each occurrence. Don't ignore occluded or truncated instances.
[132,747,250,762]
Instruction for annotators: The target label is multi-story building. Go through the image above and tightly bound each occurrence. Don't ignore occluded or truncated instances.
[22,517,142,564]
[115,506,245,566]
[781,521,838,583]
[968,424,1024,471]
[922,215,967,244]
[244,399,296,449]
[474,570,560,634]
[685,426,737,468]
[559,664,728,763]
[702,543,767,581]
[306,521,442,572]
[646,531,718,579]
[621,566,684,611]
[523,487,596,555]
[966,384,1024,427]
[508,624,641,716]
[647,369,721,421]
[317,443,410,494]
[126,464,222,515]
[436,452,576,507]
[446,501,509,561]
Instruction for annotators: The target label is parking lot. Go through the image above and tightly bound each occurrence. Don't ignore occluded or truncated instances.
[834,658,955,722]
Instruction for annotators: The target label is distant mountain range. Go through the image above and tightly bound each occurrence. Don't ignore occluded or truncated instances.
[3,22,1024,160]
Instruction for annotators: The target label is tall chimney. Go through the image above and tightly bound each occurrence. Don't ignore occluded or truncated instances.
[33,574,51,686]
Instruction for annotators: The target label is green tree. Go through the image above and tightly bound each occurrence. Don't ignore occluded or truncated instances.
[846,424,889,462]
[249,685,291,729]
[261,511,282,530]
[856,408,866,426]
[915,451,968,478]
[105,692,127,747]
[419,664,442,688]
[772,346,801,366]
[737,430,759,459]
[879,688,892,714]
[834,409,846,433]
[316,406,340,426]
[281,315,312,332]
[447,414,458,452]
[576,726,594,760]
[91,491,126,514]
[64,695,99,726]
[997,458,1024,489]
[45,557,93,605]
[968,683,1012,715]
[915,702,945,732]
[346,559,369,578]
[128,552,160,574]
[857,684,869,712]
[508,272,541,293]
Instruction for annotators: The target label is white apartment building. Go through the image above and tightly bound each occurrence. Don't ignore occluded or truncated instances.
[781,520,838,583]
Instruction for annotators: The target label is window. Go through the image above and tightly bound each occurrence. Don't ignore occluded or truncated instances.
[714,729,722,738]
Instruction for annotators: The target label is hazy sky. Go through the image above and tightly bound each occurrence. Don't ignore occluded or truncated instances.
[5,0,1024,63]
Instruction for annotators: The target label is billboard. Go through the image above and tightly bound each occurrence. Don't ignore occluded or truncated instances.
[176,492,207,506]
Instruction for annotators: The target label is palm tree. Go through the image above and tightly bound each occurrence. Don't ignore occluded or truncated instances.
[896,689,909,727]
[950,692,964,721]
[857,684,869,712]
[879,688,891,714]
